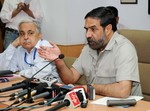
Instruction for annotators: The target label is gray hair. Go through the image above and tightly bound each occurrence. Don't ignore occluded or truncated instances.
[18,20,41,34]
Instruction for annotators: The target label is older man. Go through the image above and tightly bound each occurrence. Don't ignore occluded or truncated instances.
[8,20,60,82]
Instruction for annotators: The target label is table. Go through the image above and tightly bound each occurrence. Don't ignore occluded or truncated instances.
[0,79,150,111]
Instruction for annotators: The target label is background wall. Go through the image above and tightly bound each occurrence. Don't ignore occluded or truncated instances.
[40,0,150,45]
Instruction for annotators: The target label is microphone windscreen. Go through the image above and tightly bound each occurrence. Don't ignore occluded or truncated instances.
[0,70,14,77]
[76,91,84,102]
[59,54,65,59]
[35,83,48,94]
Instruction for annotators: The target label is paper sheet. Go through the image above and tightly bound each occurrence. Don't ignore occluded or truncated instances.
[35,40,53,49]
[0,74,22,81]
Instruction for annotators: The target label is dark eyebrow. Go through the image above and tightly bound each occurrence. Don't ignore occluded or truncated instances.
[84,25,97,30]
[19,30,24,33]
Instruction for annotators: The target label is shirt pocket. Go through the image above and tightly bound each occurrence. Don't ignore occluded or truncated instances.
[94,69,116,84]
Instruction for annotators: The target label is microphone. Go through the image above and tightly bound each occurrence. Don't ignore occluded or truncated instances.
[46,90,84,111]
[107,99,137,107]
[25,54,64,103]
[9,89,28,101]
[13,82,48,104]
[31,54,64,78]
[27,82,61,102]
[0,80,27,93]
[32,91,50,100]
[38,94,65,105]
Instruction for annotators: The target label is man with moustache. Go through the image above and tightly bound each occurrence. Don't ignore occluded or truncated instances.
[8,20,60,82]
[38,7,142,98]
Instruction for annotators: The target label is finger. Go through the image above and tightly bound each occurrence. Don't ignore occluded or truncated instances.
[49,41,58,48]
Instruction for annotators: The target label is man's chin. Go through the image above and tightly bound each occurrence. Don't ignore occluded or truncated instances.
[89,45,97,50]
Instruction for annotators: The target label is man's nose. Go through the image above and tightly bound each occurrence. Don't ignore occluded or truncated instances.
[86,30,92,38]
[24,34,29,39]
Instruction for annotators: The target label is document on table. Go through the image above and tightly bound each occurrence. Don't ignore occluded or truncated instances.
[0,74,22,82]
[91,96,143,106]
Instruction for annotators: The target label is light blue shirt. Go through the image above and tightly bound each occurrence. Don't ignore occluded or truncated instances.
[0,44,16,70]
[8,40,61,82]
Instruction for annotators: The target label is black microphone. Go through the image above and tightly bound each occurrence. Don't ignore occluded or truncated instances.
[46,90,84,111]
[31,54,64,78]
[32,91,51,100]
[0,80,27,93]
[107,99,137,107]
[9,89,28,101]
[13,82,48,104]
[25,54,64,103]
[28,82,61,102]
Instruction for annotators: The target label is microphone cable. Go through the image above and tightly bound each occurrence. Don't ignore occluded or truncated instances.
[0,95,11,98]
[0,89,23,98]
[46,91,64,106]
[0,100,26,111]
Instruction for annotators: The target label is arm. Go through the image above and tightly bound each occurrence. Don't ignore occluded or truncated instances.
[0,37,20,70]
[22,4,35,19]
[55,59,81,84]
[81,81,131,98]
[12,2,24,18]
[92,80,131,98]
[26,0,43,23]
[37,42,81,84]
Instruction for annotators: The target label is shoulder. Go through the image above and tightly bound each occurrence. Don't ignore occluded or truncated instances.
[111,32,137,56]
[113,32,134,47]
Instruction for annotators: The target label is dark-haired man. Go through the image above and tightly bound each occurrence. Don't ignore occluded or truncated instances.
[38,7,142,98]
[107,6,128,30]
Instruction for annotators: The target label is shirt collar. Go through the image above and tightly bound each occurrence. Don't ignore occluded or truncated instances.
[23,39,42,54]
[88,31,119,58]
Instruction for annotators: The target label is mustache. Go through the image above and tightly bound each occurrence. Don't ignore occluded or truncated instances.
[87,38,96,43]
[23,39,31,43]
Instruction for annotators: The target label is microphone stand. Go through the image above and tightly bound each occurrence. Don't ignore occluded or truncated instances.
[26,78,33,103]
[26,54,64,103]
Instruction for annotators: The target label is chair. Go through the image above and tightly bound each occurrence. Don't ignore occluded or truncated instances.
[119,29,150,101]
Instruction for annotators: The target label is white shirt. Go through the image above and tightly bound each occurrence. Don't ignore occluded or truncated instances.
[0,0,43,30]
[8,40,60,81]
[0,44,16,70]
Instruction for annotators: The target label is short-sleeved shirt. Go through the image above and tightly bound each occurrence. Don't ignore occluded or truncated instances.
[73,32,142,96]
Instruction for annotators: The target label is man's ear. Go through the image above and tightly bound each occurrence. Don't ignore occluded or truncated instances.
[38,33,42,39]
[105,24,112,36]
